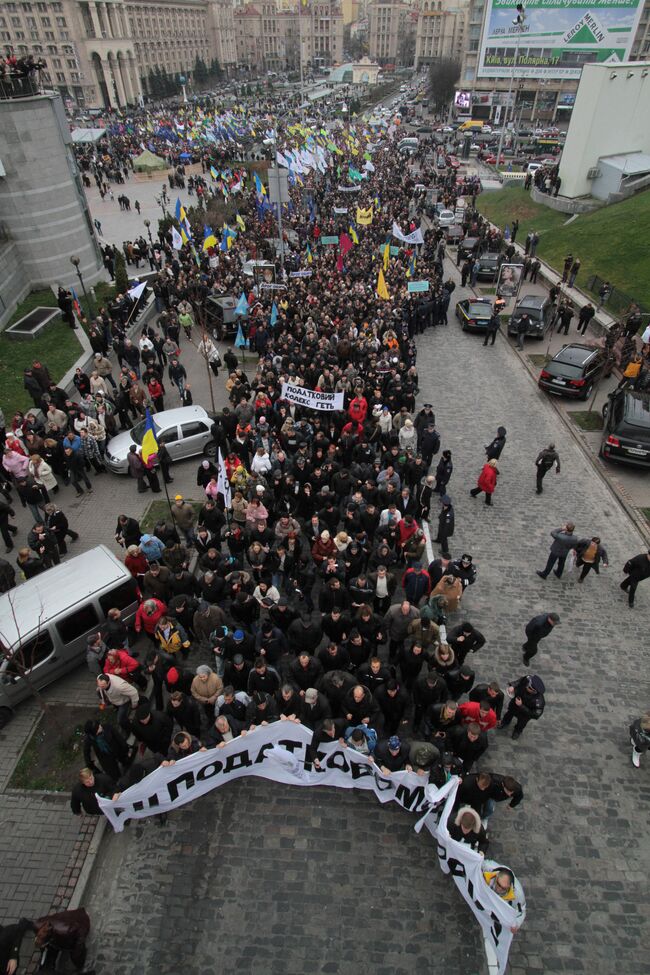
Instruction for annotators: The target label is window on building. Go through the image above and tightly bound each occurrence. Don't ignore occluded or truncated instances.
[56,71,65,81]
[11,16,21,26]
[15,30,25,38]
[55,16,66,26]
[67,58,75,68]
[59,29,68,38]
[44,30,54,39]
[52,57,61,66]
[41,16,51,26]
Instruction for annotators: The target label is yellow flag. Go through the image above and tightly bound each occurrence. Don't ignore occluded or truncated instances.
[236,214,246,231]
[356,206,373,226]
[383,242,390,272]
[349,225,359,245]
[377,269,390,301]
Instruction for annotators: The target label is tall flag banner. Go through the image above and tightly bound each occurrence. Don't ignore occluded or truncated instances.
[235,292,248,317]
[254,173,267,196]
[383,242,390,272]
[356,207,373,226]
[217,447,232,508]
[349,225,359,245]
[306,242,313,264]
[175,197,182,221]
[171,227,183,250]
[235,323,247,348]
[377,269,390,301]
[141,408,159,468]
[339,233,353,255]
[236,214,246,231]
[270,302,279,327]
[70,287,82,318]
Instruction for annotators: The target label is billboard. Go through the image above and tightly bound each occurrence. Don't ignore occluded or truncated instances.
[478,0,645,80]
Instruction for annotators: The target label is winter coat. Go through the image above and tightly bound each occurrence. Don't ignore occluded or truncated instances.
[135,598,168,634]
[431,575,463,613]
[28,458,57,490]
[476,463,497,494]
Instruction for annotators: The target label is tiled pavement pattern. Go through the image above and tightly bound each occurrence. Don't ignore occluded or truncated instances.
[2,253,649,971]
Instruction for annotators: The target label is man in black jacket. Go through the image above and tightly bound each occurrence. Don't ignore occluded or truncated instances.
[522,612,560,663]
[115,514,141,548]
[434,495,454,558]
[300,687,332,729]
[447,621,486,664]
[469,681,504,721]
[306,717,348,766]
[620,549,650,608]
[446,722,488,774]
[413,670,448,733]
[500,674,545,739]
[129,701,173,756]
[535,443,560,494]
[289,651,324,693]
[70,767,115,816]
[341,683,381,727]
[374,680,409,735]
[246,691,279,727]
[374,735,412,773]
[82,720,130,781]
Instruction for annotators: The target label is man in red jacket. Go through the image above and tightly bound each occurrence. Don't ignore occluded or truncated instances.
[458,698,498,732]
[348,393,368,424]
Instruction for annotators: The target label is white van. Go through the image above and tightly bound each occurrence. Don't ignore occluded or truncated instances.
[0,546,139,726]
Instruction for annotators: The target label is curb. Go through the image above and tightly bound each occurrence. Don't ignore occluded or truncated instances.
[68,817,107,910]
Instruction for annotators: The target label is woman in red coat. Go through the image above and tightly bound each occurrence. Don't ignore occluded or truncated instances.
[470,459,498,505]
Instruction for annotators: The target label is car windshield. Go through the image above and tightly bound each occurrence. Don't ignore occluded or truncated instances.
[468,303,491,317]
[130,419,160,445]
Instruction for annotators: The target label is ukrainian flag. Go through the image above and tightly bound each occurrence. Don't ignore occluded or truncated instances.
[141,408,159,468]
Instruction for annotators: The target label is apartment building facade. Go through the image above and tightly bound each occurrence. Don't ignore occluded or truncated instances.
[413,0,468,68]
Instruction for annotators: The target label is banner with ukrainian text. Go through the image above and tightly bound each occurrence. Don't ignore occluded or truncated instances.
[98,724,523,974]
[281,382,344,412]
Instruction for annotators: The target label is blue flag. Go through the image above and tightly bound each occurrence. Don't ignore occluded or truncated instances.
[270,302,278,327]
[175,197,182,221]
[235,292,248,317]
[235,323,247,348]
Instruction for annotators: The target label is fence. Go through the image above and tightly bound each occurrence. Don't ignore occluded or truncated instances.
[586,274,649,320]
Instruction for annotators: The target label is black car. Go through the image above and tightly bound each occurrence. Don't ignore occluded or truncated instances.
[600,389,650,467]
[457,237,480,262]
[455,298,494,332]
[538,343,605,399]
[508,294,554,338]
[474,254,502,282]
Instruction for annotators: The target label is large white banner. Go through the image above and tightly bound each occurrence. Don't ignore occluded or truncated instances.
[281,382,344,412]
[392,221,425,246]
[98,724,524,974]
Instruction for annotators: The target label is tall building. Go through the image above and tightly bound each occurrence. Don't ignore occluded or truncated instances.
[367,0,416,66]
[0,0,237,109]
[0,89,104,328]
[233,0,343,73]
[414,0,468,68]
[457,0,649,126]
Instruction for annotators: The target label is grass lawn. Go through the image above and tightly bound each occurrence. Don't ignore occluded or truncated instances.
[478,185,650,309]
[1,282,116,418]
[10,704,107,791]
[528,353,550,368]
[568,410,603,431]
[140,498,203,533]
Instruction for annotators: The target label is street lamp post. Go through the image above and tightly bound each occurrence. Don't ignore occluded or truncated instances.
[495,3,526,170]
[70,255,94,318]
[144,217,153,245]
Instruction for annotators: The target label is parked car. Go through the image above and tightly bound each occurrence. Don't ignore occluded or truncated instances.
[473,254,502,282]
[538,343,606,399]
[437,208,456,227]
[0,546,139,726]
[600,389,650,467]
[457,236,480,262]
[105,406,215,474]
[445,226,464,245]
[527,161,543,175]
[508,294,554,339]
[455,298,494,332]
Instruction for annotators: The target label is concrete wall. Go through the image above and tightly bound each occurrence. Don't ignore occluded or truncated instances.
[530,185,599,214]
[0,92,104,326]
[559,61,650,199]
[0,239,29,328]
[590,159,625,202]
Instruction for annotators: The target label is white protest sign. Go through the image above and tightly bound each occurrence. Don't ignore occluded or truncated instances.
[281,382,344,411]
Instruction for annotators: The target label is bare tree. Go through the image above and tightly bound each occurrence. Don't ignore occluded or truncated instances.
[0,596,59,729]
[428,59,461,112]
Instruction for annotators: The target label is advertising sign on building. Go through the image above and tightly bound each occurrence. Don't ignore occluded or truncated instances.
[478,0,644,80]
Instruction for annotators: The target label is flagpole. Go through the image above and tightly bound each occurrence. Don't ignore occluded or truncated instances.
[160,467,180,544]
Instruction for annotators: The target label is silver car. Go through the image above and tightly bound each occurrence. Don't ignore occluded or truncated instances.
[104,405,215,474]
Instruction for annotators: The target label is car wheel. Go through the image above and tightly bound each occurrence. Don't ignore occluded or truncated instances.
[0,707,13,730]
[461,320,467,331]
[581,383,593,401]
[203,441,217,459]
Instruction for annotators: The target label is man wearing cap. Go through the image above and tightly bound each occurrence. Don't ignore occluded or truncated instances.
[246,691,279,728]
[414,404,436,441]
[374,736,412,774]
[447,621,486,664]
[223,654,252,693]
[522,612,560,663]
[449,554,477,589]
[300,687,332,729]
[129,701,173,757]
[500,674,546,739]
[434,496,455,559]
[171,495,197,545]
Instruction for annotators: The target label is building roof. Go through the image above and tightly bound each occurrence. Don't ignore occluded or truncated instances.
[599,152,650,175]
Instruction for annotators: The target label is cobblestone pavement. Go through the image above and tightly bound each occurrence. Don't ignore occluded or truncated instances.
[72,263,650,975]
[2,251,649,970]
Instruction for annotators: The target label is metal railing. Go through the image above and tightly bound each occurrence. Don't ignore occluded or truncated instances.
[586,274,648,319]
[0,74,44,101]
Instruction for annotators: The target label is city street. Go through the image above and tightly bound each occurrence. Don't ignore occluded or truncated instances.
[71,262,650,974]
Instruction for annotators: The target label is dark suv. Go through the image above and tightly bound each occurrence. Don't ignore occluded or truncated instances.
[538,343,606,399]
[601,389,650,467]
[508,294,554,339]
